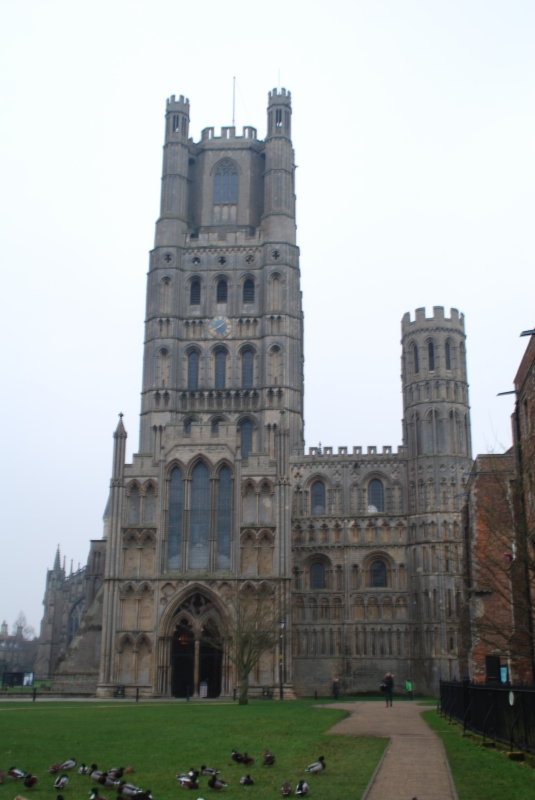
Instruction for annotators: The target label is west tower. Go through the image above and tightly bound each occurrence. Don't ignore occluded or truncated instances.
[96,89,303,697]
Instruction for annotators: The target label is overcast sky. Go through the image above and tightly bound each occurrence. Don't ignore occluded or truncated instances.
[1,0,533,633]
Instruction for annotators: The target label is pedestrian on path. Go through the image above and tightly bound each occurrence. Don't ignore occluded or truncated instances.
[383,672,394,706]
[332,678,340,700]
[405,678,413,700]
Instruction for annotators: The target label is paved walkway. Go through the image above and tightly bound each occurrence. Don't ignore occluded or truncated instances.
[327,701,458,800]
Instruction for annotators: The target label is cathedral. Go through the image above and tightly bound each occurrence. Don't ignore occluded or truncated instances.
[35,88,472,697]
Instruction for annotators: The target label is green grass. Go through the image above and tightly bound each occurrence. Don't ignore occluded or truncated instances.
[0,700,386,800]
[422,710,535,800]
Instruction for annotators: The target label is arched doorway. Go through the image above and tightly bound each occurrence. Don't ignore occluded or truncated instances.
[168,592,224,698]
[171,619,194,697]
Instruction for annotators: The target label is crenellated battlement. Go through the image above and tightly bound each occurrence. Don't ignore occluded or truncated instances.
[300,445,406,458]
[200,125,258,142]
[402,306,464,332]
[268,87,292,106]
[166,93,190,111]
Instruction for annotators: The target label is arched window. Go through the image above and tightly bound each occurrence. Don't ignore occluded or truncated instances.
[189,462,210,569]
[190,280,201,305]
[214,160,238,204]
[216,466,232,569]
[368,479,384,512]
[243,278,255,303]
[371,560,387,588]
[212,418,220,435]
[168,467,183,568]
[459,341,467,380]
[187,351,199,389]
[311,481,326,514]
[157,348,170,386]
[428,341,435,371]
[445,341,452,370]
[143,484,156,523]
[310,562,325,590]
[215,349,227,389]
[413,343,419,374]
[184,418,192,435]
[241,419,253,460]
[216,279,228,303]
[270,345,282,385]
[127,485,140,524]
[242,349,254,387]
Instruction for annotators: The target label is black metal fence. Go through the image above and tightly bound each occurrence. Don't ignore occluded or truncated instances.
[440,680,535,753]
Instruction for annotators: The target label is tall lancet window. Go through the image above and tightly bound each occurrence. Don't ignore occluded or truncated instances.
[189,462,210,569]
[215,349,227,389]
[168,467,183,569]
[240,420,253,460]
[242,349,254,388]
[216,466,232,569]
[213,160,238,223]
[188,351,199,389]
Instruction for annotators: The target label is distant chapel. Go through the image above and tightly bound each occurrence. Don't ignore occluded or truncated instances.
[35,89,472,696]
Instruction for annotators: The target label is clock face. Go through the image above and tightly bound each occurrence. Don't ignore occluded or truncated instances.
[209,316,231,339]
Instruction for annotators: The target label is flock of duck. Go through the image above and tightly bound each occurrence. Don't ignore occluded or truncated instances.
[1,751,326,800]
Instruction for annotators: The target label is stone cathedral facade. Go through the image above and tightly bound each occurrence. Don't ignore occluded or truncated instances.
[36,89,472,697]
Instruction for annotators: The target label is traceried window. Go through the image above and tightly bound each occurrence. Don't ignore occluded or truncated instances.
[242,349,254,388]
[371,560,387,588]
[428,341,435,371]
[168,467,183,568]
[243,279,255,303]
[445,341,452,370]
[213,160,238,223]
[311,481,326,514]
[310,562,325,590]
[190,280,201,305]
[216,466,232,569]
[127,485,140,524]
[216,279,228,303]
[215,349,227,389]
[189,462,210,569]
[240,420,253,460]
[368,479,384,512]
[187,351,199,389]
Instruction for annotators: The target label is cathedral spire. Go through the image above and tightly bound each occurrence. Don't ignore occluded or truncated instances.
[112,413,127,481]
[53,544,61,571]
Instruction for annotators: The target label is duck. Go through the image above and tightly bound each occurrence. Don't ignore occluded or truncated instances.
[103,775,121,789]
[230,751,243,764]
[241,754,255,767]
[23,775,39,789]
[262,749,275,766]
[79,765,91,775]
[90,790,108,800]
[239,776,254,786]
[131,791,152,800]
[14,795,30,800]
[280,782,292,796]
[208,776,227,791]
[48,764,63,775]
[61,760,77,771]
[9,768,29,780]
[200,767,219,777]
[108,769,124,780]
[178,777,199,791]
[124,767,136,775]
[90,766,105,783]
[305,757,325,775]
[176,770,199,782]
[295,781,309,796]
[54,775,70,790]
[117,782,142,796]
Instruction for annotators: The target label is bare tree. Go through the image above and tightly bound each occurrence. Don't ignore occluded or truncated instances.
[464,447,535,681]
[12,611,36,640]
[202,582,285,705]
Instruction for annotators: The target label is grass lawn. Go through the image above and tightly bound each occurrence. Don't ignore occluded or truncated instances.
[422,710,535,800]
[0,701,386,800]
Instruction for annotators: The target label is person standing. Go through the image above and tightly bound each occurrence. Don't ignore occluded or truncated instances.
[332,678,340,700]
[405,678,413,700]
[384,672,394,707]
